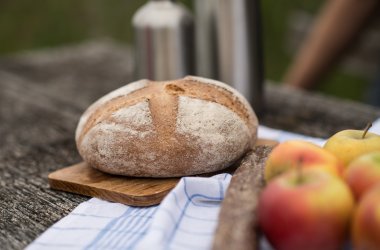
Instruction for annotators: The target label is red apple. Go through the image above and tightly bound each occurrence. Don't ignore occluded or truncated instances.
[258,168,354,250]
[352,184,380,250]
[265,140,344,181]
[344,151,380,200]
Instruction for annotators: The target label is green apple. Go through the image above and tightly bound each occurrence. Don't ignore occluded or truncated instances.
[344,152,380,200]
[324,123,380,167]
[258,168,354,250]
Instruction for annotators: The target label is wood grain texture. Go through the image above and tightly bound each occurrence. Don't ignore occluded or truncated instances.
[212,146,273,250]
[49,163,179,206]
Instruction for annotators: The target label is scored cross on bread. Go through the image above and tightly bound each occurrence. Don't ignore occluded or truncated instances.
[76,76,258,177]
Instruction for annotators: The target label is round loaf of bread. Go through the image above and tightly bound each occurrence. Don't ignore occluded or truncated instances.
[75,76,258,177]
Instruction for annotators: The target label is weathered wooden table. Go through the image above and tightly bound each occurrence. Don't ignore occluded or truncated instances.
[1,41,380,249]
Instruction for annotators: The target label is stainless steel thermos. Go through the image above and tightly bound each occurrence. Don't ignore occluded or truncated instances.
[195,0,264,114]
[133,0,264,114]
[132,0,194,81]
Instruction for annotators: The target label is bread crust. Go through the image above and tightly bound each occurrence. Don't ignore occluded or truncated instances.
[76,76,258,177]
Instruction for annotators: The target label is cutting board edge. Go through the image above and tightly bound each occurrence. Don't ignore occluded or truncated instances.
[48,175,171,206]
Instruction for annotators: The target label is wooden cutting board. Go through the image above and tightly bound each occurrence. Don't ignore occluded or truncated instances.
[49,138,278,206]
[49,162,179,206]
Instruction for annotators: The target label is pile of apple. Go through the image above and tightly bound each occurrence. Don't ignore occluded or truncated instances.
[258,124,380,250]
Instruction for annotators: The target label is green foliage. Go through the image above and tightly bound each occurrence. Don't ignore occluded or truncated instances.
[0,0,146,53]
[0,0,368,102]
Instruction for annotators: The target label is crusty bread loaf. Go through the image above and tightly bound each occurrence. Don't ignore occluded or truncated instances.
[75,76,258,177]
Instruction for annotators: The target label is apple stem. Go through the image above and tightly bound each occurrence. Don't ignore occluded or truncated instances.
[362,122,372,139]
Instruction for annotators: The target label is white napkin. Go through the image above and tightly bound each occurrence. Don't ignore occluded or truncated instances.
[27,119,380,250]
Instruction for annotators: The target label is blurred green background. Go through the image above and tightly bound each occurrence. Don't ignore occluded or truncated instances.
[0,0,371,103]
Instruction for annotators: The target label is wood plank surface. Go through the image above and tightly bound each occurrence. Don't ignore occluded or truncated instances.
[212,146,273,250]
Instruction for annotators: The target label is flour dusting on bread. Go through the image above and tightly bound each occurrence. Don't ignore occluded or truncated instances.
[76,76,258,177]
[110,99,154,130]
[75,79,149,141]
[176,96,250,171]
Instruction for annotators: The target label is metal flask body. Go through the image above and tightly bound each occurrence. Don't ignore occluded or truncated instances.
[195,0,265,114]
[133,0,194,81]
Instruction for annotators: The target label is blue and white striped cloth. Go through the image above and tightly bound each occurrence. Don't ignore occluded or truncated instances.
[28,174,231,250]
[27,120,380,250]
